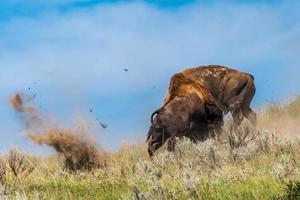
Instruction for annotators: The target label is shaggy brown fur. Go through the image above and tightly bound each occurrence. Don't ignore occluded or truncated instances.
[182,65,256,125]
[147,73,223,156]
[147,65,256,156]
[164,73,215,106]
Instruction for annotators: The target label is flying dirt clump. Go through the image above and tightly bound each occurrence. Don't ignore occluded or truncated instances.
[10,93,41,129]
[10,93,100,171]
[26,128,99,171]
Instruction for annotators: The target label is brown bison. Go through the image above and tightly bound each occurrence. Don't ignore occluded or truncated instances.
[147,65,256,156]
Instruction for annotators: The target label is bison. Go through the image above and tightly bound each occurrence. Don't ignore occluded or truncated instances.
[147,65,256,156]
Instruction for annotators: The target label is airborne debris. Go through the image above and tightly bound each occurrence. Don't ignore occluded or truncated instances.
[99,122,108,129]
[124,68,128,72]
[10,93,24,112]
[9,92,101,171]
[10,93,38,116]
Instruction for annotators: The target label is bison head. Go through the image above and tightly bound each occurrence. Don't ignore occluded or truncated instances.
[146,94,199,156]
[146,107,189,156]
[146,93,223,157]
[146,109,166,156]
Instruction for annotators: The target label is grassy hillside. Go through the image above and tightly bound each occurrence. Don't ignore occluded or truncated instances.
[1,96,300,200]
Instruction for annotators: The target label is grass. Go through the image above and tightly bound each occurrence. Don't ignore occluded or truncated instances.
[1,96,300,200]
[21,180,131,199]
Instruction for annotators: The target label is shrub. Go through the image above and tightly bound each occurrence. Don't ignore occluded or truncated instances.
[276,181,300,200]
[0,158,7,185]
[8,148,34,181]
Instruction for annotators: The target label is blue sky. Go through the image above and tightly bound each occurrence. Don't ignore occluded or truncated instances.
[0,0,299,154]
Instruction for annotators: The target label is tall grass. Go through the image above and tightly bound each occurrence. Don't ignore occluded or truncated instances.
[0,96,299,199]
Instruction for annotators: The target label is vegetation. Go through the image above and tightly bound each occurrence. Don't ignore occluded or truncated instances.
[0,96,300,199]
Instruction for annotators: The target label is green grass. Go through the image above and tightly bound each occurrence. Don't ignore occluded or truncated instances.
[5,173,286,200]
[1,97,300,199]
[21,180,131,200]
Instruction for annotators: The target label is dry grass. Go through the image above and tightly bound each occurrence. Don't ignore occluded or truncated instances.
[1,94,300,199]
[8,148,35,181]
[258,96,300,139]
[0,158,7,185]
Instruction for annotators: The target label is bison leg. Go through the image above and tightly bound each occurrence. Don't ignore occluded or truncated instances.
[189,121,210,141]
[225,73,256,127]
[166,137,176,152]
[242,107,256,126]
[240,75,256,126]
[232,109,243,126]
[231,107,256,127]
[212,119,224,138]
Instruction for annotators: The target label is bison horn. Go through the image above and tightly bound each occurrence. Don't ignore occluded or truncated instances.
[151,108,161,123]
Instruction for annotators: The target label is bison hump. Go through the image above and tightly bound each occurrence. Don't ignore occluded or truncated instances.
[163,73,215,106]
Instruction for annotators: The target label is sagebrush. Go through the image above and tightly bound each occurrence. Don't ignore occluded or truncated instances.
[2,96,300,199]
